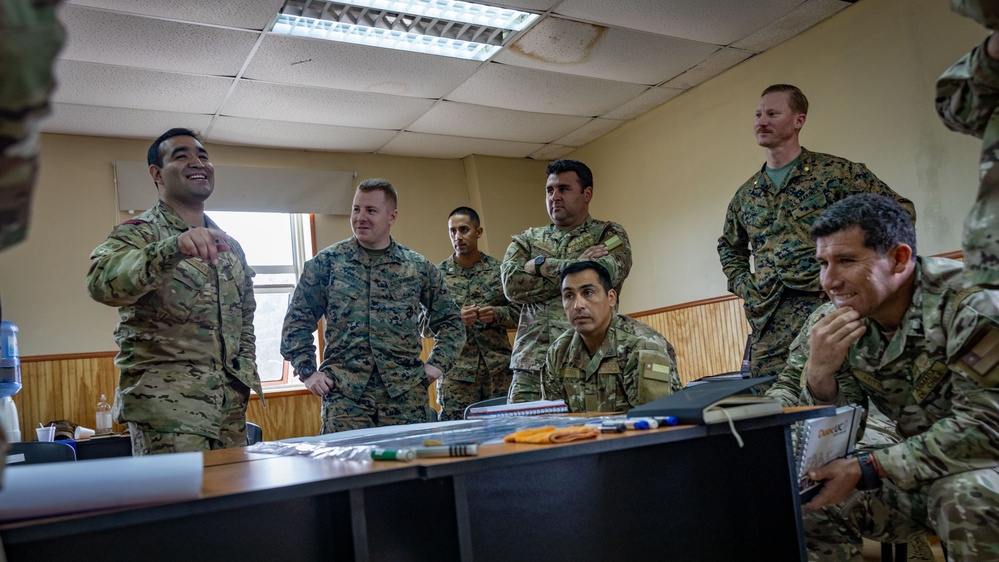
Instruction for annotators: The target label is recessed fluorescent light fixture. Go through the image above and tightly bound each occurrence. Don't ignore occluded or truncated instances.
[273,0,539,61]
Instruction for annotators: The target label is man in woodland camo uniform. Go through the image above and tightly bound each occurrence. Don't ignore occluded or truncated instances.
[87,128,262,455]
[718,84,915,385]
[542,261,679,413]
[767,194,999,561]
[501,160,632,403]
[936,0,999,288]
[281,179,464,433]
[433,207,517,421]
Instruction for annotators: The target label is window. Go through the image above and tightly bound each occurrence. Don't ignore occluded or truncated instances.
[210,211,314,389]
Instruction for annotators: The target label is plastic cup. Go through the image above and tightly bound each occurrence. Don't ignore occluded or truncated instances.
[74,426,96,440]
[36,425,55,442]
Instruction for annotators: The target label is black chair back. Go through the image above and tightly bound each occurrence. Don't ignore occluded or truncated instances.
[7,441,77,465]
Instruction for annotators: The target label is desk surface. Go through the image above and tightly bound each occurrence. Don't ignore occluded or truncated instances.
[2,407,831,562]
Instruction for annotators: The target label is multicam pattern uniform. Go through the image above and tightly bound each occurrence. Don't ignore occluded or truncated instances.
[718,148,915,381]
[86,202,261,450]
[0,0,63,252]
[436,252,517,421]
[281,237,464,431]
[936,1,999,287]
[542,313,680,413]
[768,257,999,561]
[501,217,632,402]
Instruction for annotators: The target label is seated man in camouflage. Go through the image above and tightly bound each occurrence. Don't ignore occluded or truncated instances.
[541,261,680,413]
[767,194,999,560]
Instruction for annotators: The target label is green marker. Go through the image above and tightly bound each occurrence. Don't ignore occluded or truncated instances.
[371,448,416,462]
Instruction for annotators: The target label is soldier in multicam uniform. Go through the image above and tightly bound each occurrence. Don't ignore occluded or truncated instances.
[718,84,916,385]
[767,194,999,561]
[501,160,632,403]
[542,262,679,413]
[281,179,464,433]
[86,128,262,456]
[936,0,999,288]
[434,207,517,421]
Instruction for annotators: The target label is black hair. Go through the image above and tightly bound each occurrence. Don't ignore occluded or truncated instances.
[448,206,480,227]
[559,260,612,292]
[147,128,202,167]
[810,194,916,257]
[546,159,593,189]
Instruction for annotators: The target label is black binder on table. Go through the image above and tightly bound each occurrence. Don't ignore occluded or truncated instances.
[627,376,779,424]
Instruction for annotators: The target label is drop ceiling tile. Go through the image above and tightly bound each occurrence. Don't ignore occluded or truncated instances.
[60,5,258,75]
[529,144,576,161]
[553,0,803,45]
[731,0,850,52]
[380,132,543,159]
[43,103,214,139]
[408,101,591,143]
[495,16,717,85]
[554,118,625,147]
[209,116,397,152]
[244,35,481,98]
[448,64,647,116]
[661,47,755,90]
[53,60,233,114]
[223,81,435,129]
[65,0,285,30]
[602,86,685,120]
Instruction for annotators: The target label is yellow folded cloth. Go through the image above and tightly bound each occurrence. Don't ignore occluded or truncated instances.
[503,425,599,444]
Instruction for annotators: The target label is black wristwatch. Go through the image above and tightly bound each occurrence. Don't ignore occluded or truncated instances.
[534,256,546,271]
[297,367,316,383]
[855,451,882,490]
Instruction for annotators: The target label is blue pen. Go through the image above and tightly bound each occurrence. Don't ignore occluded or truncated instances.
[655,416,679,426]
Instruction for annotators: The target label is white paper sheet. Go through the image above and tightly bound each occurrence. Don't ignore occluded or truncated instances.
[0,452,203,521]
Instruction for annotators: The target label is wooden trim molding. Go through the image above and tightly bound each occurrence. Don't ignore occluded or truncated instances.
[22,350,117,362]
[628,294,741,319]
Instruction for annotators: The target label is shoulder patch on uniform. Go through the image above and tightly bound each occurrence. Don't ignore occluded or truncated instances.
[954,325,999,388]
[122,219,148,225]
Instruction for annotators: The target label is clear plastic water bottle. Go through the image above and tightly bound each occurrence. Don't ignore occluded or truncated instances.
[96,394,113,435]
[0,321,21,399]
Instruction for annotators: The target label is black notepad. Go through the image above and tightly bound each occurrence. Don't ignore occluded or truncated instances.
[627,376,779,424]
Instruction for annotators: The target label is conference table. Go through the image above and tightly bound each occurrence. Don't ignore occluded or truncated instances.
[0,407,830,562]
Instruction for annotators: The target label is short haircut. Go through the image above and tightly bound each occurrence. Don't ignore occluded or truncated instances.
[761,84,809,115]
[448,206,480,227]
[357,178,398,209]
[148,128,202,167]
[810,194,916,258]
[560,260,613,292]
[546,159,593,190]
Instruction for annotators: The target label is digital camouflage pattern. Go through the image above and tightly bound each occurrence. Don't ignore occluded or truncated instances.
[936,1,999,287]
[0,0,64,252]
[281,236,464,430]
[718,148,915,381]
[768,257,999,560]
[501,216,632,402]
[86,202,261,445]
[542,313,679,413]
[435,252,517,421]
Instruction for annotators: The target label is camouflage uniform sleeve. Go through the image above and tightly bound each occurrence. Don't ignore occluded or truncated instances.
[501,233,558,304]
[766,306,825,407]
[541,341,566,402]
[422,261,466,374]
[234,244,258,380]
[878,303,999,490]
[623,335,682,403]
[717,196,755,302]
[543,222,633,291]
[85,225,187,305]
[280,256,327,377]
[936,38,999,139]
[849,163,916,224]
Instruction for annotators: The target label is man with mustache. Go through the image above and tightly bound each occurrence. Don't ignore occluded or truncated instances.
[718,84,915,386]
[432,207,517,420]
[502,160,632,403]
[542,261,679,413]
[767,194,999,561]
[86,128,262,455]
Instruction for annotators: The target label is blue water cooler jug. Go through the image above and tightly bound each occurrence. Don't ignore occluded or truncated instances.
[1,320,22,442]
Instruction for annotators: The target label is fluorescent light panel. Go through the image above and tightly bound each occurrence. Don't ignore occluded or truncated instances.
[274,0,539,61]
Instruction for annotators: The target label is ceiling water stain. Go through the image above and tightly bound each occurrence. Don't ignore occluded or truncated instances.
[507,18,607,64]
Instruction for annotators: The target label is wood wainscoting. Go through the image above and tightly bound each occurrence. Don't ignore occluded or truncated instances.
[12,294,750,442]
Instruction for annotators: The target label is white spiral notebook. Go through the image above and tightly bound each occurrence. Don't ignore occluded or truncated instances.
[466,399,568,418]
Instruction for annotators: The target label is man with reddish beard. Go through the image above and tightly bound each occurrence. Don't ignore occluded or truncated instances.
[432,207,517,420]
[542,261,678,413]
[282,179,464,432]
[718,84,915,386]
[87,128,262,455]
